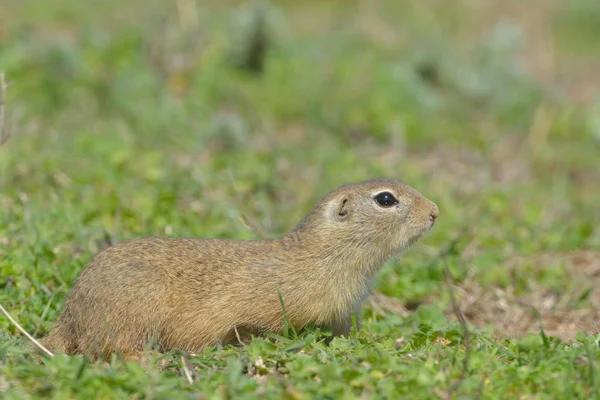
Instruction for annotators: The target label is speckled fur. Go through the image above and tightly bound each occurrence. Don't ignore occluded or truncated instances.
[41,179,439,360]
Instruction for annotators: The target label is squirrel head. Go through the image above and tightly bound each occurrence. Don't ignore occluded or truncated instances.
[291,179,439,262]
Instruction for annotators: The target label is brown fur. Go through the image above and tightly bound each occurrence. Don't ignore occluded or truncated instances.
[41,179,439,360]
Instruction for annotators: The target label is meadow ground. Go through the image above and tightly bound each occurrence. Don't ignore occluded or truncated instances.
[1,1,599,398]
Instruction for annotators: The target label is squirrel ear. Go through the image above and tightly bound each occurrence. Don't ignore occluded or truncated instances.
[335,197,351,222]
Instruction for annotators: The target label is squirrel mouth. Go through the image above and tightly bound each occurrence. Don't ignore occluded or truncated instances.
[411,222,434,242]
[407,232,423,246]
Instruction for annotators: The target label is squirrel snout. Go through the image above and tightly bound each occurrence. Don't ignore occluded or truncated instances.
[429,203,439,223]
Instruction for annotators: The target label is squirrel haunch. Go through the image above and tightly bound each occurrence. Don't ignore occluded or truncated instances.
[41,179,439,360]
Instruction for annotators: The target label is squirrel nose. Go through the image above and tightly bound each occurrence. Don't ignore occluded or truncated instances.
[429,204,439,222]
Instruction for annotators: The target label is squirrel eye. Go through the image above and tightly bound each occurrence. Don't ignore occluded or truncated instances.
[374,192,398,207]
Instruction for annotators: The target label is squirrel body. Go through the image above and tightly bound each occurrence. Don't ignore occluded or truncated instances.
[41,179,439,360]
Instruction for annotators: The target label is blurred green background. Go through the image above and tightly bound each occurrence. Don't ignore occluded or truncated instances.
[1,0,599,398]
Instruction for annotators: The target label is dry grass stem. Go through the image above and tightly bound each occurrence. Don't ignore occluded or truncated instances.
[180,355,195,384]
[444,258,471,395]
[0,303,54,358]
[233,325,245,346]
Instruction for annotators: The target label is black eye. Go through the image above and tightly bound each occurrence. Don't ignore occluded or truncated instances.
[374,192,398,207]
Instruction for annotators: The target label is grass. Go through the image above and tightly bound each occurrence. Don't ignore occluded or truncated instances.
[1,0,599,398]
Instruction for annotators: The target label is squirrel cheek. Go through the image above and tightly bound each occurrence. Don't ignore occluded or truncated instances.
[396,228,412,247]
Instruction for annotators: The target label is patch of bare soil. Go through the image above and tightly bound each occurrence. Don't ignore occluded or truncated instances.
[369,252,600,341]
[452,250,600,341]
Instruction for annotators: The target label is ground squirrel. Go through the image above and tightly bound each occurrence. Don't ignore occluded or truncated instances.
[40,179,439,360]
